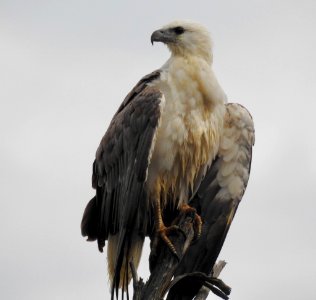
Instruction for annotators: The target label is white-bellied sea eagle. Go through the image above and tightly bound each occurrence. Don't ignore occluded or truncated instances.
[81,20,255,299]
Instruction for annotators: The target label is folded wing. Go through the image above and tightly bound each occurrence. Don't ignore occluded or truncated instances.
[167,103,255,300]
[81,71,163,296]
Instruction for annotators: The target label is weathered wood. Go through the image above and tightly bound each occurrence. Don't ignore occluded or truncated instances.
[194,260,228,300]
[130,261,144,300]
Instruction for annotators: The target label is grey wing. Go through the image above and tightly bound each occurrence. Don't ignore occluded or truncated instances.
[81,71,162,293]
[167,103,255,300]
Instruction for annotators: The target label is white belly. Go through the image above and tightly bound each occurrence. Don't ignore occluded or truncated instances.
[147,94,225,207]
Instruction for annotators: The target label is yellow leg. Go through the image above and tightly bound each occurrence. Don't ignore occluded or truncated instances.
[153,196,179,255]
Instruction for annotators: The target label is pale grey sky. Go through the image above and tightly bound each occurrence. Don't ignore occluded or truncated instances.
[1,1,316,299]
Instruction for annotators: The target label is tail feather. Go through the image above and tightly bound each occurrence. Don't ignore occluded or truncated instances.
[108,232,145,297]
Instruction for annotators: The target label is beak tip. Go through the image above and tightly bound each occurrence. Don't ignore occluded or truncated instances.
[151,30,163,46]
[150,35,155,46]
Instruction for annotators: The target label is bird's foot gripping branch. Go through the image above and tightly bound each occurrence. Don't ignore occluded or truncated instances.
[130,208,231,300]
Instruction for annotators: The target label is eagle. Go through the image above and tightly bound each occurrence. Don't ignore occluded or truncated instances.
[81,20,254,299]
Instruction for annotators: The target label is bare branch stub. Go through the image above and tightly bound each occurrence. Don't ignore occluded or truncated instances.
[194,260,228,300]
[130,261,144,300]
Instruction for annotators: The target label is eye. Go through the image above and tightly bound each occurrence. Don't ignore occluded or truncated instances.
[173,26,185,35]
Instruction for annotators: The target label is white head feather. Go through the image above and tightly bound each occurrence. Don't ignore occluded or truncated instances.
[161,20,213,63]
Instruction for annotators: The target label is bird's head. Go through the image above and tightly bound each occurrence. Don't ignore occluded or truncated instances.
[151,20,213,63]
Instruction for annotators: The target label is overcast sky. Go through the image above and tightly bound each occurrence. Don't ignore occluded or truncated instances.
[1,0,316,299]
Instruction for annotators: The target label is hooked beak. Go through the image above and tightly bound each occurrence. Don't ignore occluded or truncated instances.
[151,29,177,45]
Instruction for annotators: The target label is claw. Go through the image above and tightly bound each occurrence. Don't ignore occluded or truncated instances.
[158,224,180,257]
[193,213,202,239]
[153,195,202,258]
[179,204,202,240]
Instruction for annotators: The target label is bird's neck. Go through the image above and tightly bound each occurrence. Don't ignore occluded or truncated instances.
[160,55,227,109]
[167,46,213,64]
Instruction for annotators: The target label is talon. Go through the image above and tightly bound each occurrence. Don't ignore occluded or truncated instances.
[179,204,203,240]
[158,224,179,256]
[194,213,202,239]
[153,194,201,258]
